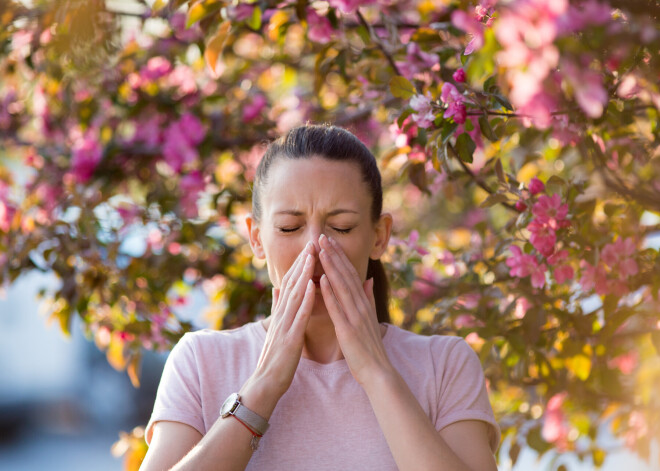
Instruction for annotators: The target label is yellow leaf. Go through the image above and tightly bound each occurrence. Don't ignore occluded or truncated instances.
[107,336,127,371]
[186,1,206,28]
[268,11,289,41]
[566,354,591,381]
[204,21,231,75]
[127,354,141,388]
[389,76,416,99]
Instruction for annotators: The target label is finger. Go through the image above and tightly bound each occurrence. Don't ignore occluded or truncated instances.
[319,245,371,320]
[363,278,376,311]
[280,245,313,302]
[290,279,316,336]
[283,253,315,322]
[320,274,348,330]
[271,288,280,313]
[280,244,309,292]
[319,235,370,313]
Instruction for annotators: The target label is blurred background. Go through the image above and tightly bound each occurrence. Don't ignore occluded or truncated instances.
[1,0,659,469]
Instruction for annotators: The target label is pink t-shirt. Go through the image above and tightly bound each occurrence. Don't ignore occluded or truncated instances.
[146,321,500,469]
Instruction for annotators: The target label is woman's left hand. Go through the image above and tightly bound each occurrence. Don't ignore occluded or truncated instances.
[318,233,394,386]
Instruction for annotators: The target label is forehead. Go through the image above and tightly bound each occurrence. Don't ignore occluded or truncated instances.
[262,156,372,216]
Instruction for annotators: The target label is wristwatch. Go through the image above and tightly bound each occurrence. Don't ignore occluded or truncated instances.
[220,392,270,450]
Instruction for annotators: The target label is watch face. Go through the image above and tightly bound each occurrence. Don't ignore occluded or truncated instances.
[221,392,240,417]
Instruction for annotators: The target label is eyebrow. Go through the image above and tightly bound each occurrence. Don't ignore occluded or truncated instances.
[274,209,359,216]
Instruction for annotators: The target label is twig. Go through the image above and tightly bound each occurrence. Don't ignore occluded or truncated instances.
[355,9,407,84]
[446,143,518,212]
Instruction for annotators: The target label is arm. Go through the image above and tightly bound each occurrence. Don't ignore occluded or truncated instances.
[318,233,497,471]
[140,243,318,471]
[140,378,279,471]
[361,368,497,471]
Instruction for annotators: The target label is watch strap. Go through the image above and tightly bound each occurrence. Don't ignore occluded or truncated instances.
[234,400,270,436]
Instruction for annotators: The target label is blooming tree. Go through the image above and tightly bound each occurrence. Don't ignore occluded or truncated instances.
[0,0,659,469]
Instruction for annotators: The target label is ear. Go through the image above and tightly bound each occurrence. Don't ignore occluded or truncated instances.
[369,212,393,260]
[245,213,266,259]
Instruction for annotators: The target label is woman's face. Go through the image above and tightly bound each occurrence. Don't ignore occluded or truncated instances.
[246,156,391,310]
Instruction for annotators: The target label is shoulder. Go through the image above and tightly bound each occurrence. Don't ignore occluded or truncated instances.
[177,321,263,353]
[384,323,467,358]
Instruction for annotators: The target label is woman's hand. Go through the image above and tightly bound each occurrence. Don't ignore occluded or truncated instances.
[318,234,394,386]
[244,242,317,400]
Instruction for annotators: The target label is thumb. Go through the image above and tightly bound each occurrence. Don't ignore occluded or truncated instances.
[272,288,280,312]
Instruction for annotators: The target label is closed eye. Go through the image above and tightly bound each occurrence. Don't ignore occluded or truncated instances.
[277,227,353,234]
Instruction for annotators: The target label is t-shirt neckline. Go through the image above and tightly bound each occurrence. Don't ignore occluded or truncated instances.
[253,318,392,374]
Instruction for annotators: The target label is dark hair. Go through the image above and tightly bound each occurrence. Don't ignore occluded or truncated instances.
[252,124,390,323]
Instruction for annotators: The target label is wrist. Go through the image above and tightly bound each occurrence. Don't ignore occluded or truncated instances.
[359,364,401,396]
[238,373,283,421]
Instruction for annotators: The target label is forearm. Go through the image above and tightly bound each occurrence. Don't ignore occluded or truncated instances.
[172,375,280,471]
[361,368,473,471]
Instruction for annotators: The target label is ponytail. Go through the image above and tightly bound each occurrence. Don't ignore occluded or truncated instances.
[367,258,390,323]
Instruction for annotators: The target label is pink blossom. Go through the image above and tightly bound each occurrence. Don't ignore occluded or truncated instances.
[579,260,609,295]
[515,200,527,212]
[601,238,637,277]
[71,129,103,183]
[180,171,205,218]
[242,94,268,122]
[507,245,546,287]
[0,198,16,233]
[226,4,255,21]
[328,0,377,14]
[558,0,611,34]
[528,219,556,256]
[532,194,568,229]
[410,94,436,128]
[547,249,568,266]
[625,411,648,450]
[561,59,608,118]
[441,83,467,124]
[542,392,569,450]
[451,10,485,55]
[169,13,203,42]
[553,264,574,284]
[132,113,163,148]
[168,65,198,95]
[140,56,172,82]
[453,68,466,83]
[307,8,335,44]
[529,177,545,195]
[395,43,440,81]
[162,114,205,172]
[178,113,206,145]
[514,297,531,319]
[608,351,638,375]
[163,124,198,173]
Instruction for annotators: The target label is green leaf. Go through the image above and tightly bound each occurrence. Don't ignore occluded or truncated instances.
[441,121,458,144]
[186,0,220,28]
[480,193,509,208]
[389,76,416,99]
[246,6,262,30]
[479,116,498,141]
[495,158,505,183]
[494,94,513,111]
[455,133,476,163]
[397,108,414,128]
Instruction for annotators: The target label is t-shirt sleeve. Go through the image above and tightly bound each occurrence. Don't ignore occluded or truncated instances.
[145,333,204,445]
[434,337,501,452]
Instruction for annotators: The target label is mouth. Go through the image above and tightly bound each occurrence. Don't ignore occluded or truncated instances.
[312,275,322,287]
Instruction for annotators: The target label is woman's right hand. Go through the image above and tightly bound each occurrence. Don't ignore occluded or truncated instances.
[241,241,317,402]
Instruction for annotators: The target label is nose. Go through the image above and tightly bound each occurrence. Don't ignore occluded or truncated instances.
[308,227,323,256]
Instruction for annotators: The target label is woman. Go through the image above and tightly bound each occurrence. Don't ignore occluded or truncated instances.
[140,124,500,471]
